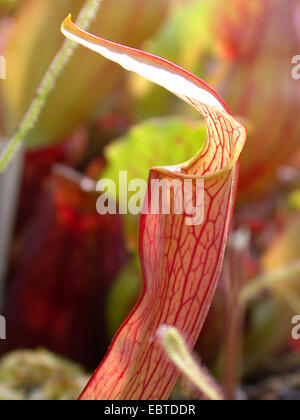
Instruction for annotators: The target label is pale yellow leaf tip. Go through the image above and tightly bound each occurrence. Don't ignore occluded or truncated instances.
[61,14,73,35]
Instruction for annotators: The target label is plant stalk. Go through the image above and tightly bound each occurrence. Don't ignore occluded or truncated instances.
[221,229,250,400]
[0,0,103,173]
[0,143,24,307]
[241,260,300,304]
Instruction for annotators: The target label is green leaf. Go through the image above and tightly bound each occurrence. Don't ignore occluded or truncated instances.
[106,256,142,338]
[102,116,207,193]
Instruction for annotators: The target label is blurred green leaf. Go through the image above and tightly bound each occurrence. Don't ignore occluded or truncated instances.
[131,0,215,119]
[289,190,300,211]
[2,0,170,148]
[263,218,300,273]
[243,218,300,374]
[103,117,207,190]
[0,0,19,15]
[0,349,89,400]
[106,256,142,338]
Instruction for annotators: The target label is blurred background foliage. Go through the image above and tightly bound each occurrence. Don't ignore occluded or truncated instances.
[1,0,170,147]
[0,0,299,400]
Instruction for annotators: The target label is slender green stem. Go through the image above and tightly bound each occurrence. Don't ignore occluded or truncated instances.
[0,0,103,173]
[158,326,224,401]
[241,259,300,304]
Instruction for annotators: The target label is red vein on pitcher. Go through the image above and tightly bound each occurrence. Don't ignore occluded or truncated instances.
[61,15,246,400]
